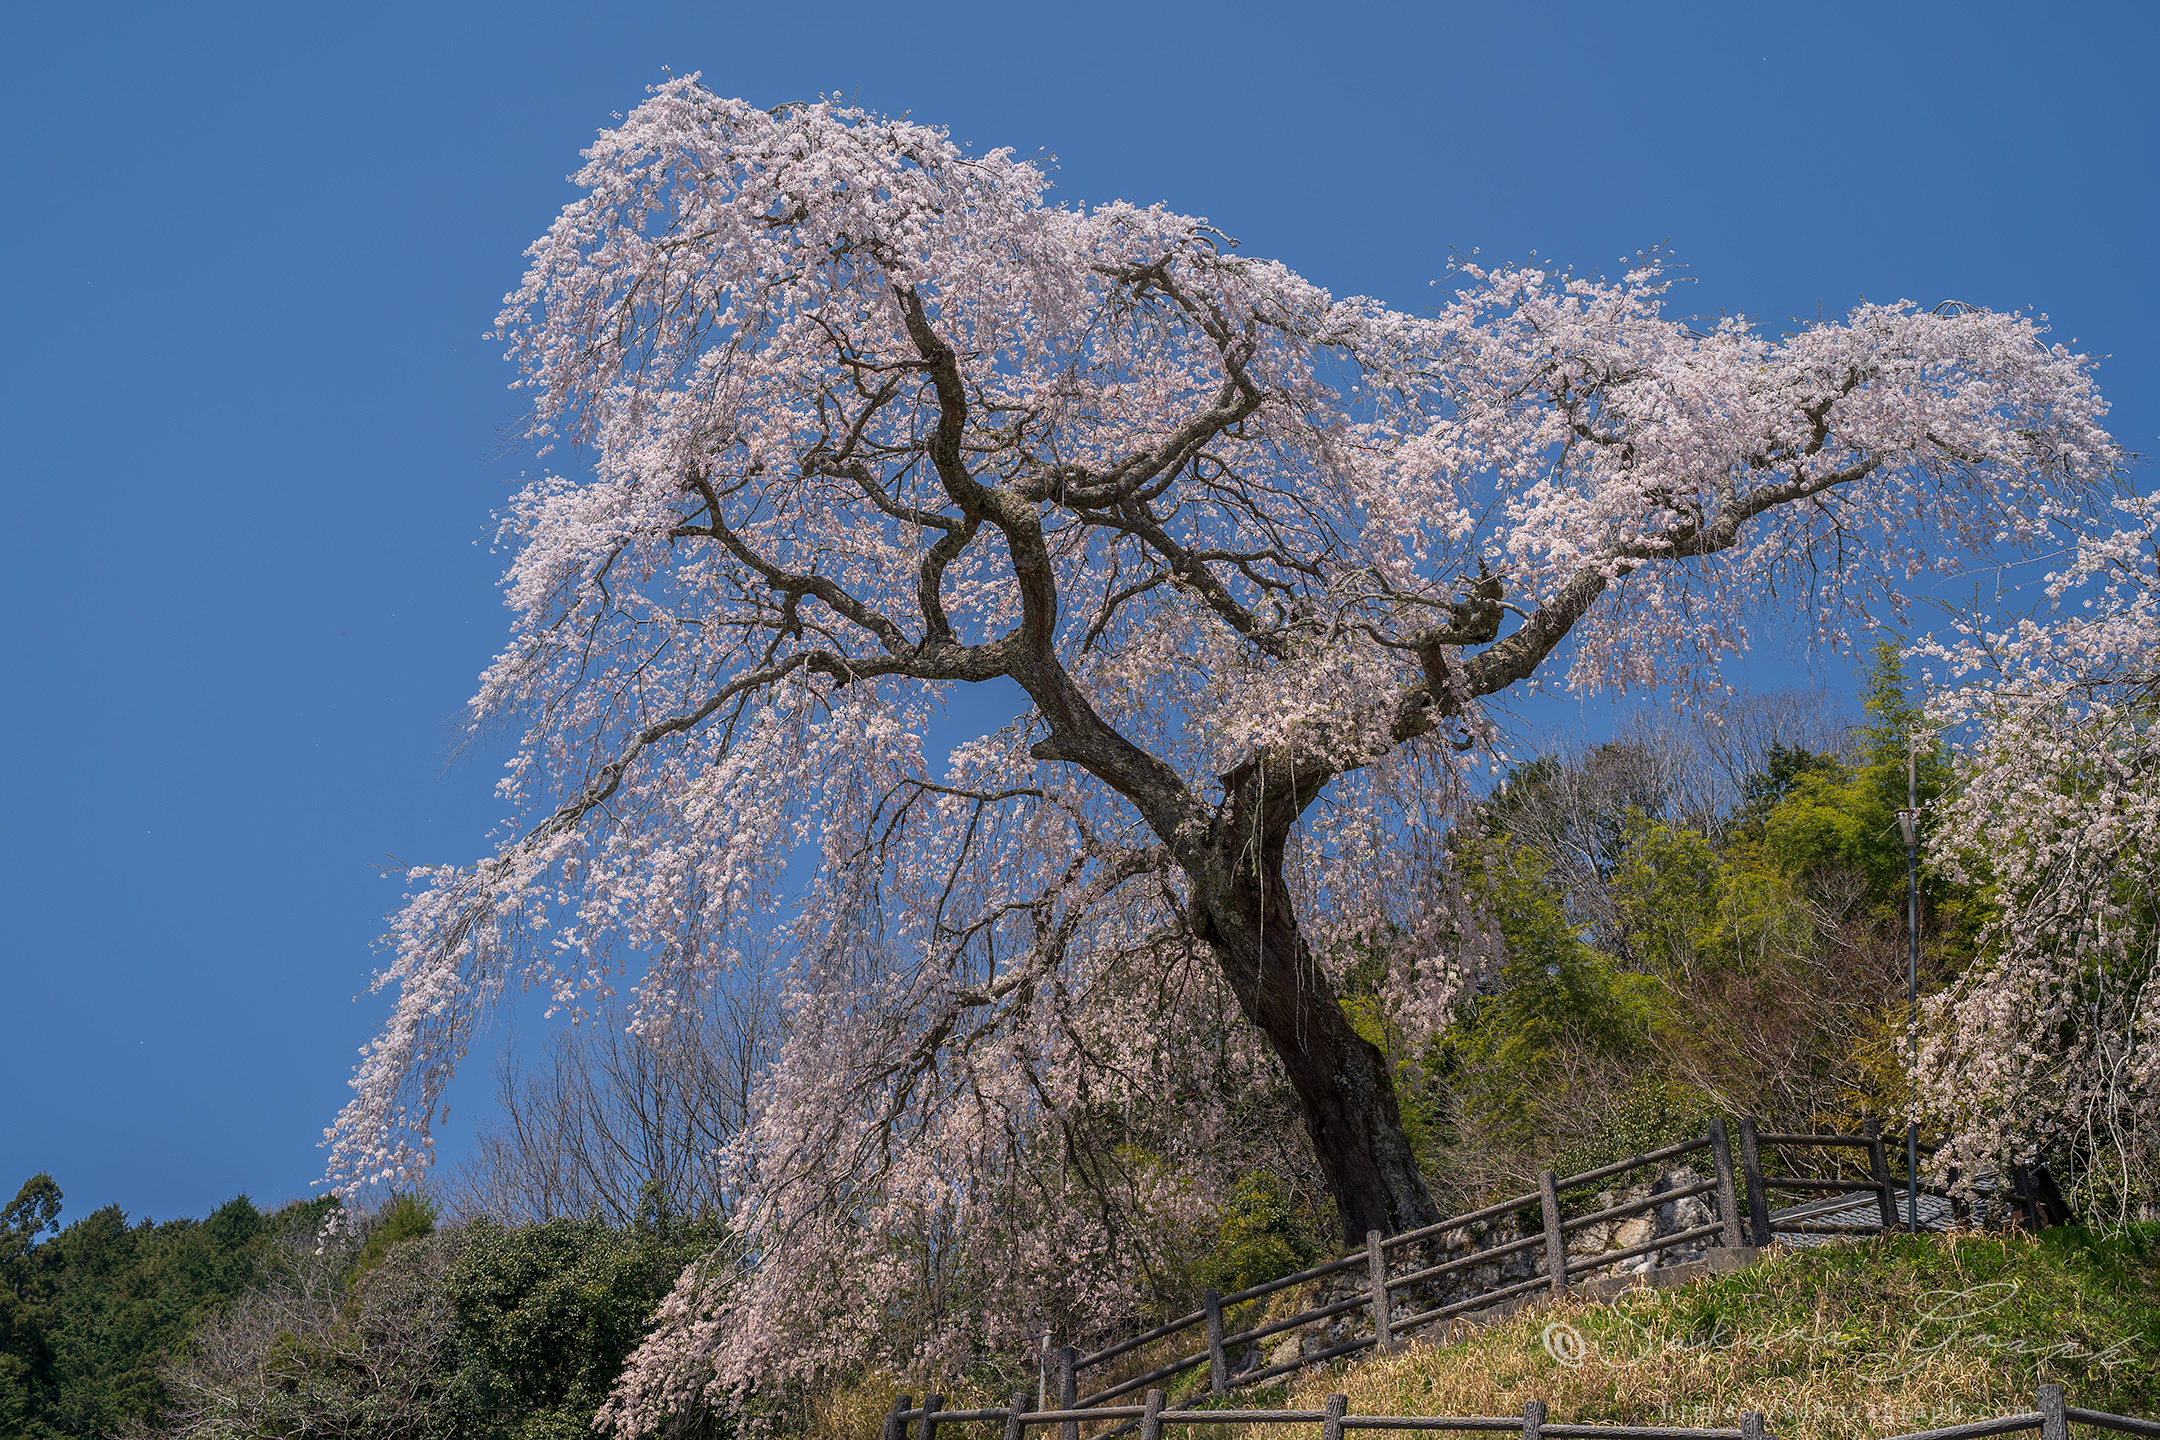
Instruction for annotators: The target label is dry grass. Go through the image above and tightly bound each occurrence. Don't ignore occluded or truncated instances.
[1209,1229,2160,1440]
[807,1372,911,1440]
[810,1229,2157,1440]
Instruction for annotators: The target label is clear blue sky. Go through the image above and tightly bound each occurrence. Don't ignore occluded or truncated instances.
[5,0,2156,1226]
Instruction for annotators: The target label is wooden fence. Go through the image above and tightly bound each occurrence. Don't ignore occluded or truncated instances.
[1023,1119,2059,1419]
[881,1385,2155,1440]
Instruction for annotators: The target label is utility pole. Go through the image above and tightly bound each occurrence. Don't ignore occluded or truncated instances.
[1896,733,1922,1233]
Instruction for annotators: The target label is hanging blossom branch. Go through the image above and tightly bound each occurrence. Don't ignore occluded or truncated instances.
[323,75,2127,1421]
[1912,495,2160,1220]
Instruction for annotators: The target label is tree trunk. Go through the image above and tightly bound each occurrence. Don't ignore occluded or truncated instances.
[1193,789,1441,1244]
[1020,651,1444,1243]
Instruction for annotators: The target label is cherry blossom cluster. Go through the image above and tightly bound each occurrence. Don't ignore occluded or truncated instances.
[320,76,2126,1423]
[1911,496,2159,1215]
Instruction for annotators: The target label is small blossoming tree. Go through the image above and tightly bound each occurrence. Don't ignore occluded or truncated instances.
[1916,498,2160,1218]
[327,78,2127,1413]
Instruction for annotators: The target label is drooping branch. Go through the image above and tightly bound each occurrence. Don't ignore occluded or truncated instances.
[337,83,2128,1415]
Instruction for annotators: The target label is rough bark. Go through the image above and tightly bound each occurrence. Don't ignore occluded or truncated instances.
[1193,844,1440,1241]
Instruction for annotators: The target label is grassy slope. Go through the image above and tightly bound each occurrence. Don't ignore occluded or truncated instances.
[1247,1228,2159,1440]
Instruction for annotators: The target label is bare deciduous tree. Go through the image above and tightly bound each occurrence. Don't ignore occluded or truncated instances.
[447,974,777,1225]
[144,1214,464,1440]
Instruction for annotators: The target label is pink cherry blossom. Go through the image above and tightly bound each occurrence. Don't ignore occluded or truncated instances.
[317,80,2129,1424]
[1911,494,2159,1220]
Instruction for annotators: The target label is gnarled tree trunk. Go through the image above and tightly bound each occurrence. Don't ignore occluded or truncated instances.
[1193,866,1439,1242]
[1183,755,1443,1242]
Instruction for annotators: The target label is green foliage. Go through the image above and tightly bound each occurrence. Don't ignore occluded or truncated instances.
[0,1174,337,1437]
[1762,642,1952,905]
[200,1195,263,1253]
[1419,646,1997,1180]
[1,1176,63,1265]
[1194,1174,1322,1296]
[1446,836,1665,1143]
[1473,756,1566,840]
[1731,742,1847,837]
[1612,816,1721,973]
[1480,837,1661,1053]
[1857,638,1935,772]
[444,1210,728,1439]
[0,1176,64,1438]
[141,1194,731,1440]
[1694,842,1820,976]
[355,1190,439,1280]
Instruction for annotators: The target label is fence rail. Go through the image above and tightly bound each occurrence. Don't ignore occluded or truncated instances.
[1021,1118,2064,1415]
[879,1386,2153,1440]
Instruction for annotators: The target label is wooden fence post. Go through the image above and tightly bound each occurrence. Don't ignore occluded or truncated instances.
[1139,1389,1165,1440]
[1738,1117,1773,1246]
[2010,1164,2041,1231]
[1324,1393,1347,1440]
[917,1393,943,1440]
[1058,1347,1077,1440]
[1004,1388,1030,1440]
[1204,1286,1227,1394]
[2040,1384,2067,1440]
[1521,1397,1546,1440]
[1538,1172,1568,1298]
[884,1393,912,1440]
[1365,1229,1394,1353]
[1708,1119,1745,1249]
[1864,1119,1899,1231]
[1741,1413,1765,1440]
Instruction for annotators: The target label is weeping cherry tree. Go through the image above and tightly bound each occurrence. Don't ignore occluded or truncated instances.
[322,78,2126,1415]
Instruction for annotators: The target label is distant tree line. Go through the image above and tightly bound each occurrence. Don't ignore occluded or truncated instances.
[0,1172,330,1436]
[0,1173,725,1439]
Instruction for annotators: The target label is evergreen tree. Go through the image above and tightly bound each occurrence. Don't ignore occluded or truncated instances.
[0,1174,332,1436]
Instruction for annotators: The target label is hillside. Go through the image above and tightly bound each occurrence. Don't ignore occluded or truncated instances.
[1260,1228,2159,1440]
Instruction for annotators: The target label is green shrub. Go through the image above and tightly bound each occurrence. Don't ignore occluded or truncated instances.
[352,1191,437,1281]
[1196,1174,1324,1296]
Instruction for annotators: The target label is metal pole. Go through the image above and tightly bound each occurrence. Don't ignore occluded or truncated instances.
[1903,733,1922,1234]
